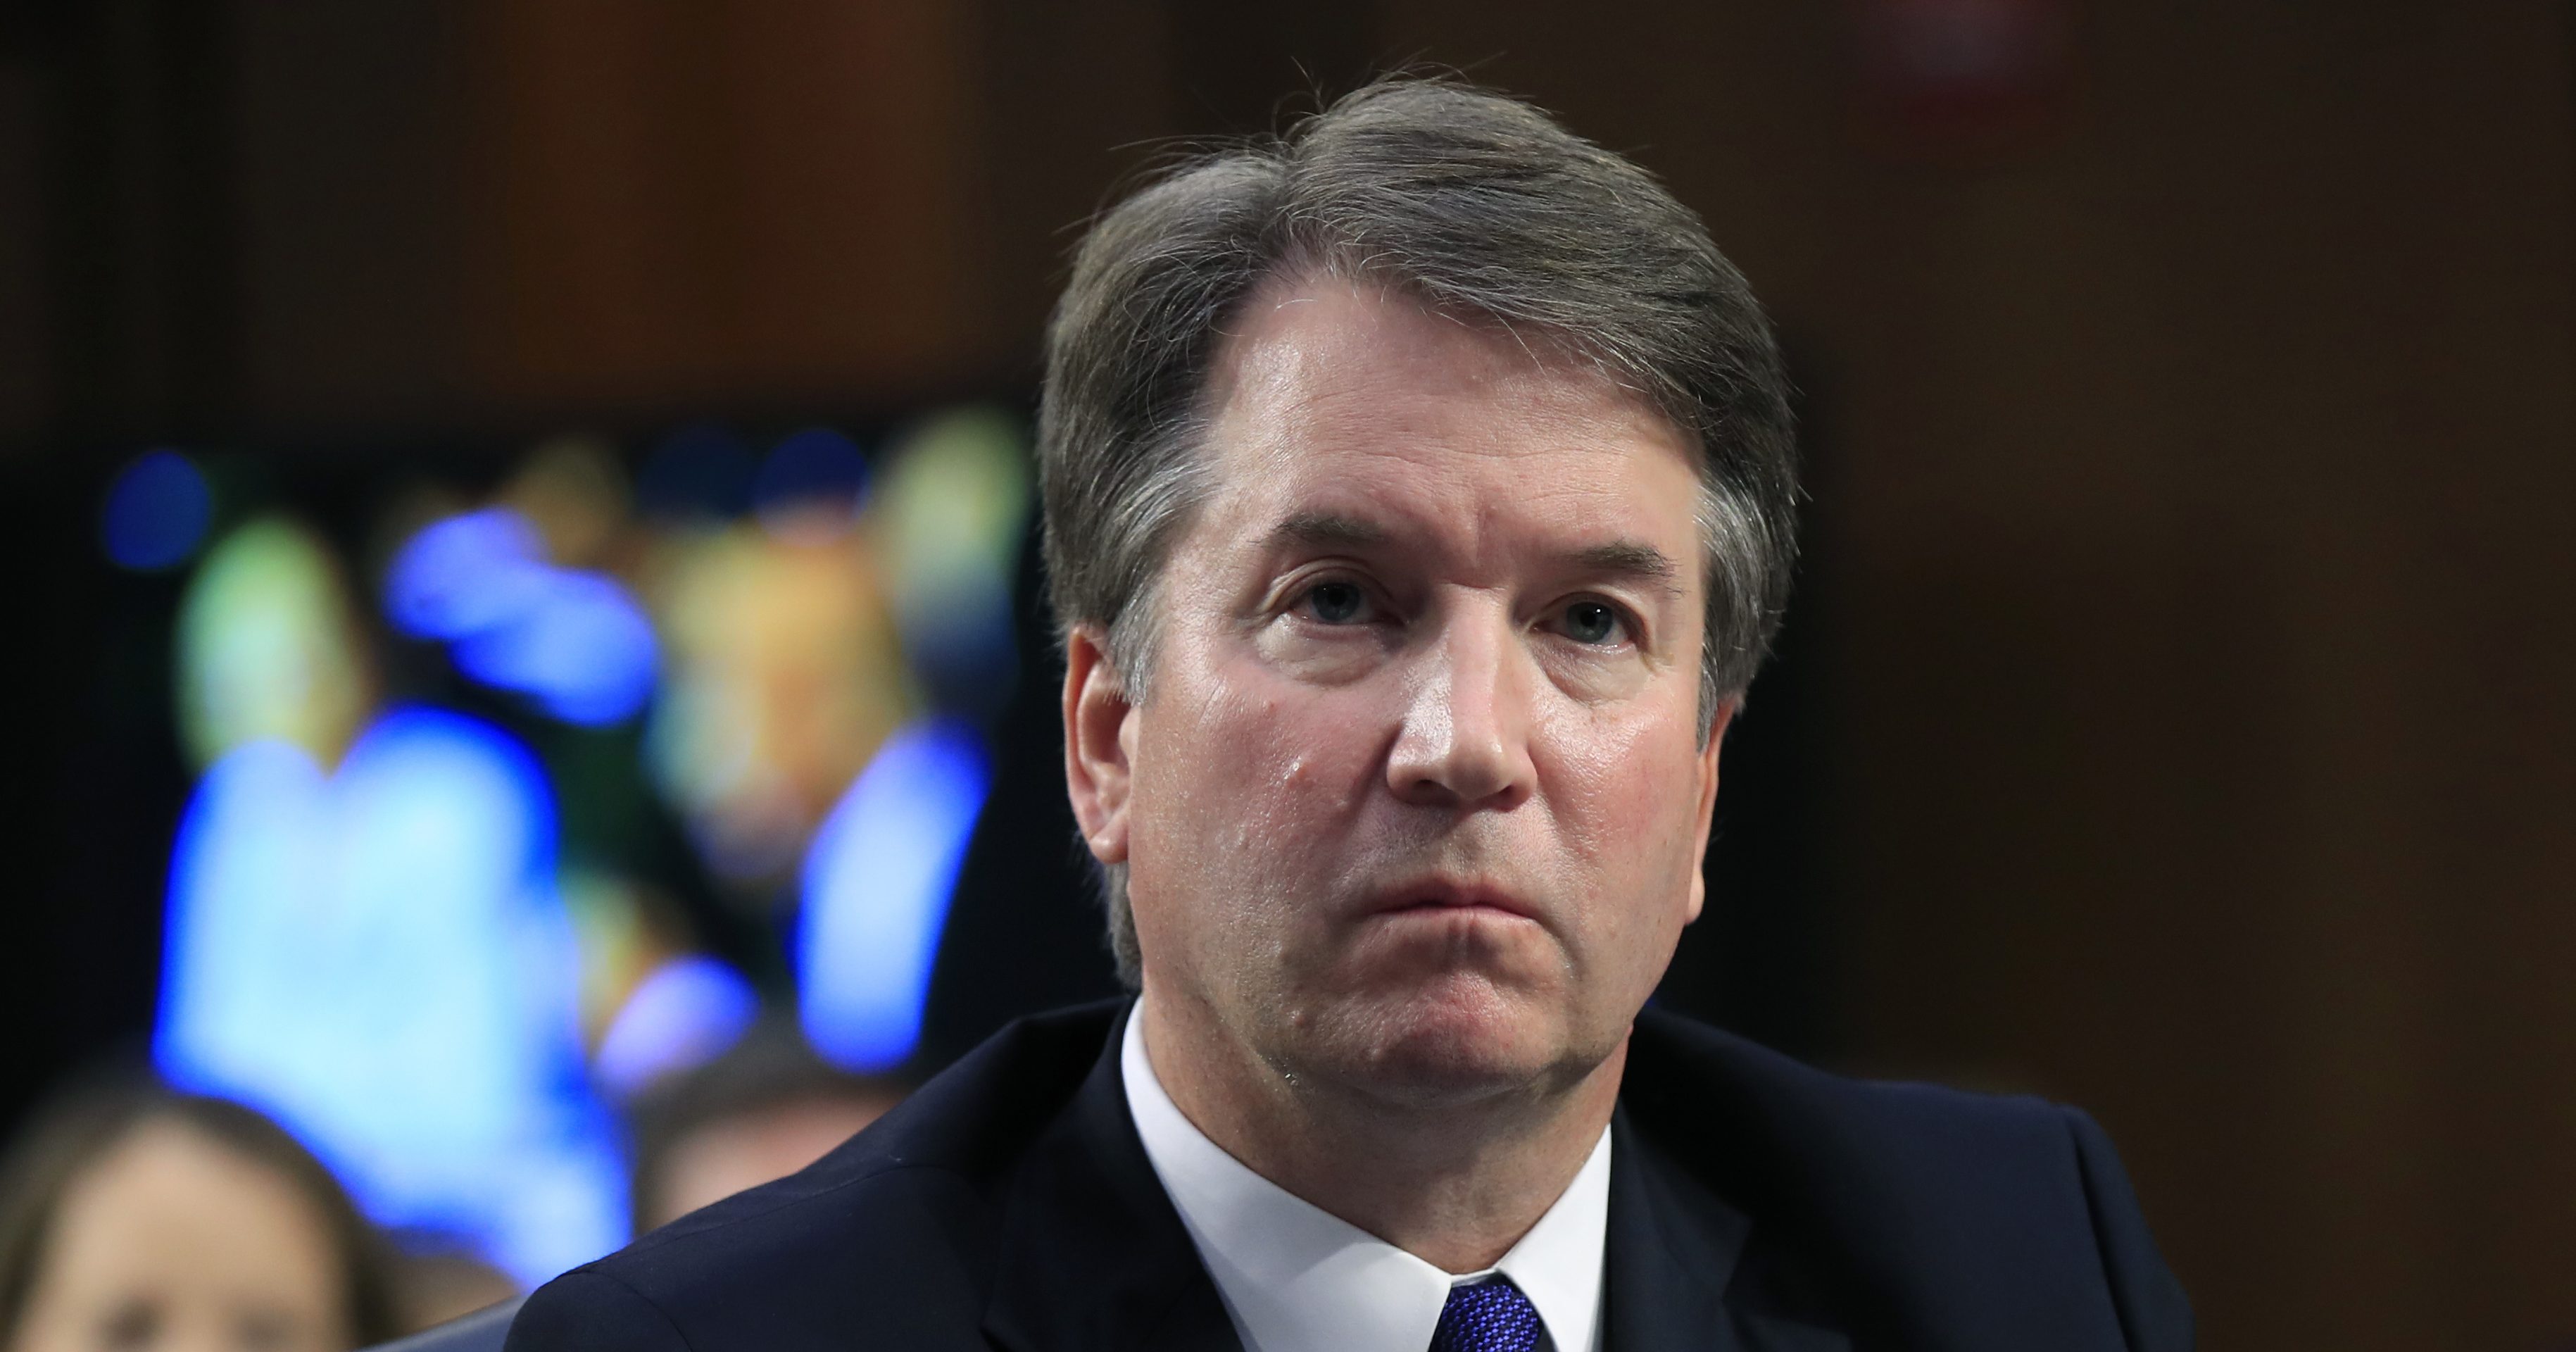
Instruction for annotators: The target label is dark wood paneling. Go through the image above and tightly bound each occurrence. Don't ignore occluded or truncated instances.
[1371,1,2576,1345]
[459,0,993,413]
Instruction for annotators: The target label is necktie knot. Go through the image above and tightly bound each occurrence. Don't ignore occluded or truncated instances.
[1430,1277,1543,1352]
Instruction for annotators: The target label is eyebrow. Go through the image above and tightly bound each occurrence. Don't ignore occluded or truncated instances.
[1570,539,1683,592]
[1263,511,1683,592]
[1268,511,1390,550]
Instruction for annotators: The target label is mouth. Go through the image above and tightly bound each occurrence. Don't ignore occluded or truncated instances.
[1365,878,1541,923]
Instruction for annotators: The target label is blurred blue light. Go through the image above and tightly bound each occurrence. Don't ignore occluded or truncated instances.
[796,719,990,1072]
[754,427,867,511]
[593,956,760,1099]
[157,708,627,1283]
[451,570,660,725]
[102,450,213,572]
[385,508,659,726]
[753,428,869,542]
[384,508,551,641]
[637,422,757,520]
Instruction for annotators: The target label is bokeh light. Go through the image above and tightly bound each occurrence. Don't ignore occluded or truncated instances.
[593,956,760,1099]
[387,507,660,727]
[645,522,912,882]
[876,408,1031,720]
[385,508,553,643]
[101,449,215,572]
[503,435,632,567]
[157,706,625,1283]
[451,570,658,725]
[145,406,1033,1282]
[796,718,991,1072]
[753,426,869,543]
[177,518,372,769]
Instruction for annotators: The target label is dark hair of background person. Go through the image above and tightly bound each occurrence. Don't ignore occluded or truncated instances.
[1035,74,1802,985]
[0,1075,403,1347]
[623,1025,910,1235]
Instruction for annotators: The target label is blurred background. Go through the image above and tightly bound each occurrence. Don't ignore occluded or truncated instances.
[0,0,2567,1346]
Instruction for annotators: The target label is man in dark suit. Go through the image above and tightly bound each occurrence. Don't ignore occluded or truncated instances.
[506,77,2192,1351]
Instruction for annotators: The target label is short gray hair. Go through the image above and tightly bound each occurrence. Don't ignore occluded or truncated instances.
[1037,77,1799,987]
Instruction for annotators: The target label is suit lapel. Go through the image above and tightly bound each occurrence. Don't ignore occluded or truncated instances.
[981,1004,1241,1352]
[976,1006,1849,1352]
[1604,1112,1851,1352]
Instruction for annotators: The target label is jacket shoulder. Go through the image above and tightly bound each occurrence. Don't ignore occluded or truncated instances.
[1628,1006,2083,1191]
[510,1002,1126,1351]
[1626,1007,2192,1349]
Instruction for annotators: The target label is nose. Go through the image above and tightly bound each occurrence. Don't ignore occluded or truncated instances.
[1385,601,1536,810]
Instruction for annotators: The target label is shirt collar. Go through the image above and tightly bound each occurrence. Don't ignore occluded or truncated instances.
[1121,1001,1610,1352]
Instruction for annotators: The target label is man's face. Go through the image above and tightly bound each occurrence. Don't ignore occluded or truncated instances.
[1080,276,1730,1106]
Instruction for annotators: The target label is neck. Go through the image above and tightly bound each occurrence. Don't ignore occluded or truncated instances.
[1137,987,1624,1274]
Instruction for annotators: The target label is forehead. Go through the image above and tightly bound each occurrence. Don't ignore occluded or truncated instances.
[1193,275,1701,560]
[35,1120,344,1310]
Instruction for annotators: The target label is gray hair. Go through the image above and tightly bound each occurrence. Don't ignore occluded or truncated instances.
[1036,77,1799,987]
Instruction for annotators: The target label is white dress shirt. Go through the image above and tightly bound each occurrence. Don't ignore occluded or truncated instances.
[1121,1003,1611,1352]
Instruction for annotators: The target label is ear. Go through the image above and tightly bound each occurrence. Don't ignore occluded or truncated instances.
[1062,625,1137,865]
[1683,695,1739,925]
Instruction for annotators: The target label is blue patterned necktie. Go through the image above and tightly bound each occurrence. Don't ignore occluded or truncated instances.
[1429,1277,1544,1352]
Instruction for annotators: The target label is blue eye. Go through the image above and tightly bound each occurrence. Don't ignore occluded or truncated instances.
[1562,600,1623,644]
[1304,581,1368,625]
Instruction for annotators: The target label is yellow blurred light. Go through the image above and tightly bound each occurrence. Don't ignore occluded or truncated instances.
[643,523,914,884]
[175,518,372,769]
[875,406,1031,616]
[503,433,632,568]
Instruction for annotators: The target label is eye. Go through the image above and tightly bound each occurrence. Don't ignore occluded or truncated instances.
[1297,580,1372,625]
[1556,599,1629,646]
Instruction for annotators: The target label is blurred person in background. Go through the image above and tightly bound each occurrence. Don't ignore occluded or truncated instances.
[387,1253,517,1338]
[0,1078,403,1352]
[624,1026,907,1235]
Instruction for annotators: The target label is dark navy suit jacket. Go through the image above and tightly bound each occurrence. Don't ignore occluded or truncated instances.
[505,1001,2191,1350]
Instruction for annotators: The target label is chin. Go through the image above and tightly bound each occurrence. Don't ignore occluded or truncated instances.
[1312,973,1573,1105]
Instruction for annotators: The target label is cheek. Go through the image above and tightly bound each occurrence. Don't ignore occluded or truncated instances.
[1127,653,1382,894]
[1540,720,1704,1009]
[1540,703,1709,886]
